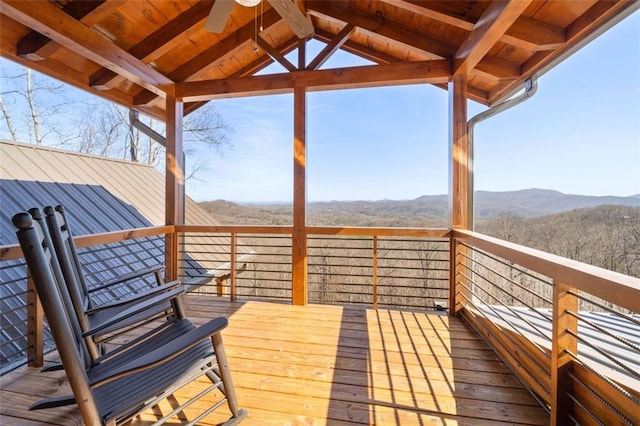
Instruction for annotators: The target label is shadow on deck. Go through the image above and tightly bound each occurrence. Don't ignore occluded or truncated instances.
[0,295,549,425]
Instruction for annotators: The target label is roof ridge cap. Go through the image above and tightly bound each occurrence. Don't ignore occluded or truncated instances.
[0,140,155,169]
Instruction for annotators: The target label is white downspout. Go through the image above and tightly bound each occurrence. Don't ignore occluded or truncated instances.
[467,77,538,230]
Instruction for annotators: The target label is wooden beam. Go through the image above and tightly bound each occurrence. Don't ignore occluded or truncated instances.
[292,86,308,305]
[1,0,173,97]
[449,74,470,230]
[306,23,355,70]
[165,94,184,282]
[313,29,400,65]
[176,59,451,101]
[131,7,283,106]
[256,35,297,72]
[298,38,306,69]
[454,0,533,76]
[550,281,578,425]
[90,1,213,90]
[491,0,638,104]
[307,0,452,59]
[308,1,520,82]
[382,0,565,52]
[16,0,107,61]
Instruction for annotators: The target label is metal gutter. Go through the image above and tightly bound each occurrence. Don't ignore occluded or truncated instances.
[467,78,538,229]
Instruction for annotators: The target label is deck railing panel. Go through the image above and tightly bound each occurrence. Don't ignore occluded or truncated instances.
[451,229,640,425]
[1,224,638,425]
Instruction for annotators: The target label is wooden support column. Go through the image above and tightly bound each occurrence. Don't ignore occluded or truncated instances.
[449,74,470,230]
[165,94,184,282]
[449,74,471,315]
[292,86,308,305]
[551,281,578,425]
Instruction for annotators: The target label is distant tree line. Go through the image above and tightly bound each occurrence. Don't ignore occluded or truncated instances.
[476,205,640,278]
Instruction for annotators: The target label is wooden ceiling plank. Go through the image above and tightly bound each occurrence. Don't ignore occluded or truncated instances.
[170,7,281,82]
[232,36,298,78]
[490,0,638,104]
[131,8,282,106]
[307,1,454,59]
[17,0,107,61]
[454,0,533,75]
[313,29,400,65]
[90,1,214,91]
[306,23,355,70]
[256,34,297,72]
[1,0,173,96]
[176,59,451,101]
[504,15,565,51]
[384,0,564,52]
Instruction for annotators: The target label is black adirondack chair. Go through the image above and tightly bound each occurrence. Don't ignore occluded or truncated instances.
[13,212,247,425]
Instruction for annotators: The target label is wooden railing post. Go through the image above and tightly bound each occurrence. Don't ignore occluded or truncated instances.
[230,232,237,301]
[26,272,44,367]
[372,236,378,309]
[551,281,578,425]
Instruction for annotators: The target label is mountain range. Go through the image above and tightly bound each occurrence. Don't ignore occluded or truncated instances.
[201,189,639,225]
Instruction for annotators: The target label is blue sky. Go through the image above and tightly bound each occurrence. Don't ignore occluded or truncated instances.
[188,10,639,203]
[0,11,637,203]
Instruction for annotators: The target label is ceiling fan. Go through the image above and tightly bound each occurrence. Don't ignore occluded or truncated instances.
[205,0,314,39]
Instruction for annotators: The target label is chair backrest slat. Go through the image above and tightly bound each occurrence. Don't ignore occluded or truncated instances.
[44,206,92,316]
[13,213,102,425]
[28,208,93,368]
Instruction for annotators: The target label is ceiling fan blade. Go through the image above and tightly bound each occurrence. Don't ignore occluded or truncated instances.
[268,0,314,39]
[204,0,235,33]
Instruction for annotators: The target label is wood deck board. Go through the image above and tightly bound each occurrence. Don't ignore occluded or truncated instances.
[0,296,549,425]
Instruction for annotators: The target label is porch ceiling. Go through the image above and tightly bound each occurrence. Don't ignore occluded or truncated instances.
[0,0,637,120]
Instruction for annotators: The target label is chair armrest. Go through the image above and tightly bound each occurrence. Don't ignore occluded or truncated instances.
[87,265,165,294]
[88,317,228,387]
[82,286,185,338]
[86,280,182,314]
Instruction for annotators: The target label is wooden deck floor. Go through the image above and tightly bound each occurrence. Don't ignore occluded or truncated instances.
[1,296,549,425]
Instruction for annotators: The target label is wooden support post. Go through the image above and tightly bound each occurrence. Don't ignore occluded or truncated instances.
[292,86,308,305]
[550,281,578,425]
[165,94,184,282]
[230,233,237,301]
[448,237,460,316]
[215,277,225,297]
[450,74,470,230]
[26,272,43,367]
[372,236,378,310]
[449,75,471,314]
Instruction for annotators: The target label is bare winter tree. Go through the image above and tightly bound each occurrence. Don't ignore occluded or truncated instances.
[1,59,231,181]
[0,63,74,145]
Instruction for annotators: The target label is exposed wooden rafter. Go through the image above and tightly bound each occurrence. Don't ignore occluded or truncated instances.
[256,35,297,72]
[176,60,451,101]
[382,0,565,52]
[90,1,213,90]
[16,0,120,61]
[306,23,356,70]
[454,0,533,76]
[2,0,173,96]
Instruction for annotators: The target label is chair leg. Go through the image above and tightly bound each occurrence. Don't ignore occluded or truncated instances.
[210,333,240,417]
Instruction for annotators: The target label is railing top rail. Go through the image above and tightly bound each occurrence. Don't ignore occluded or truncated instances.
[176,225,293,234]
[452,229,640,313]
[0,225,174,261]
[307,226,450,238]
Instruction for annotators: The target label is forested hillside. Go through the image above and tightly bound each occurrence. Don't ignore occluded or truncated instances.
[200,192,640,278]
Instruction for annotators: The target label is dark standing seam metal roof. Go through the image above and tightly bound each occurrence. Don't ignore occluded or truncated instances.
[0,140,243,373]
